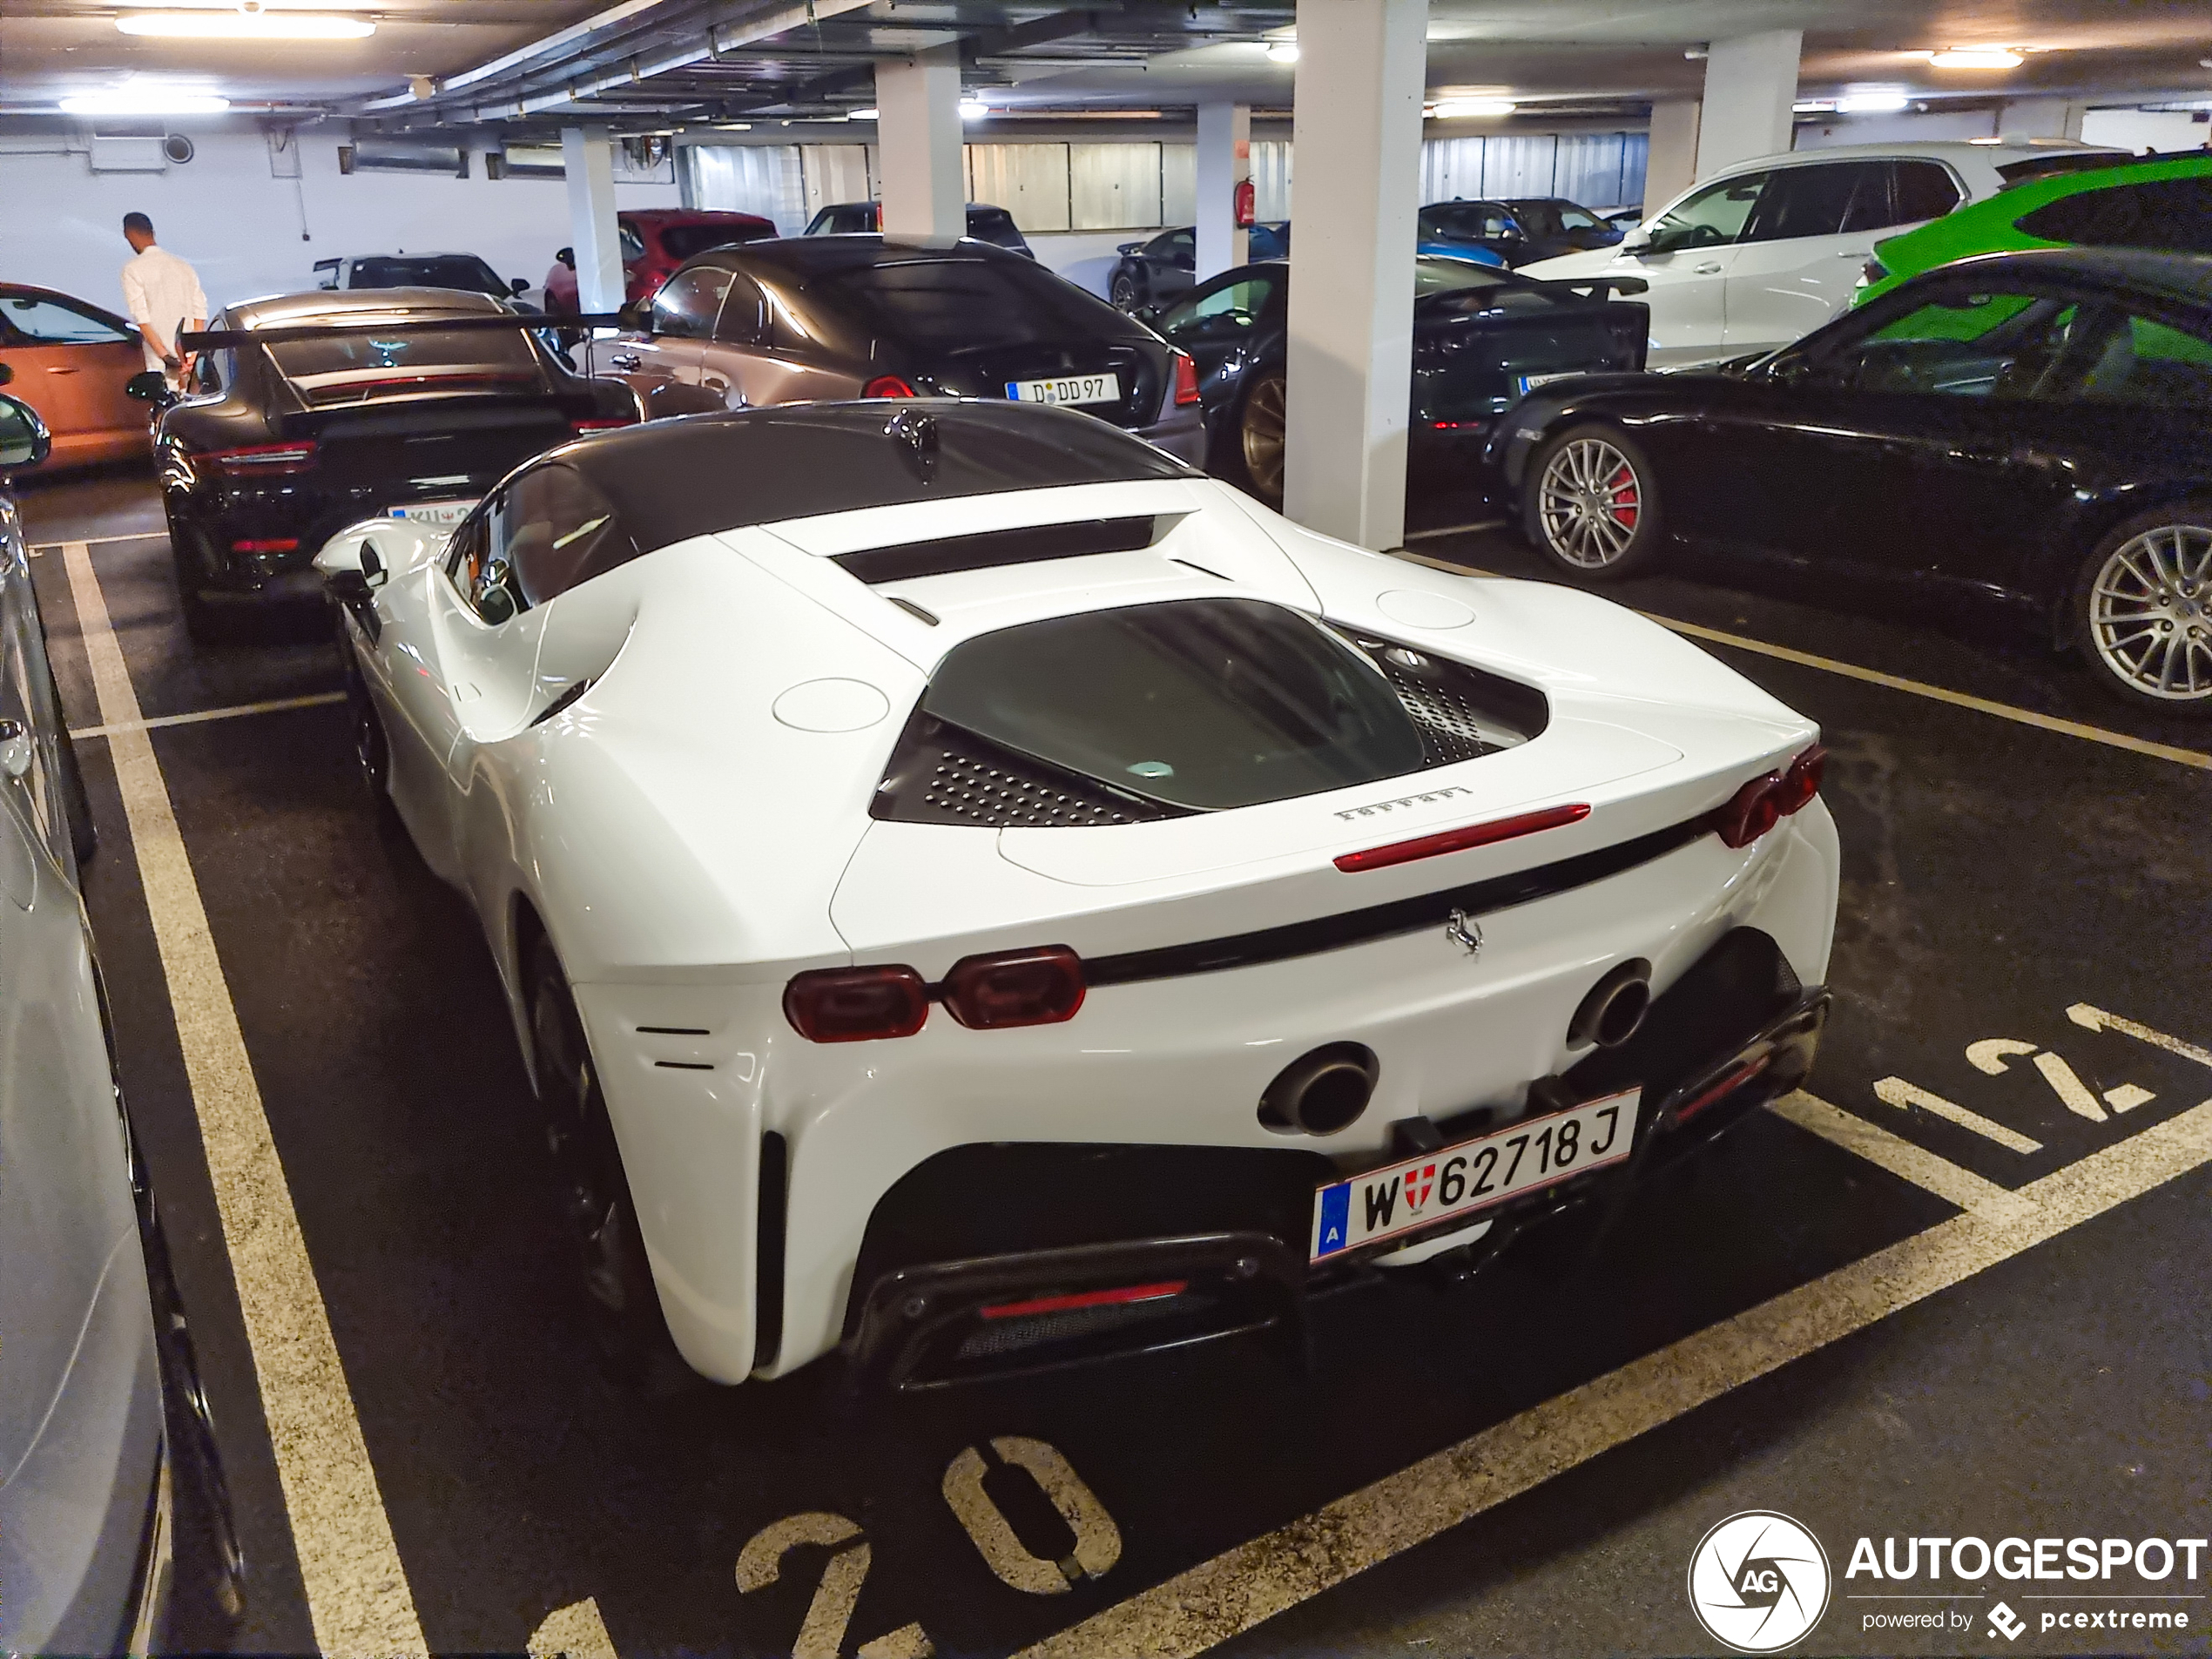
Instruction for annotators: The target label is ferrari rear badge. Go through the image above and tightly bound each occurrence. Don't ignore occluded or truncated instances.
[1445,908,1483,956]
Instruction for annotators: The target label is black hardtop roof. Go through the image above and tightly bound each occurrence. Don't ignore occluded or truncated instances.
[683,233,1034,280]
[560,399,1197,551]
[1927,246,2212,307]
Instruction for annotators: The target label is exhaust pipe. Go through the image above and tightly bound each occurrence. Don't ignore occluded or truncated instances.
[1258,1042,1379,1136]
[1568,959,1652,1050]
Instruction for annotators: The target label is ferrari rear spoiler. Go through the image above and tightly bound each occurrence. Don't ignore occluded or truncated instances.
[180,313,624,351]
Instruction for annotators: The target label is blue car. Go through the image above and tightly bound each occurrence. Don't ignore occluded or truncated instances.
[1418,197,1625,269]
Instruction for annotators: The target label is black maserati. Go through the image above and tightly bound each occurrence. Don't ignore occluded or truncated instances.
[155,287,637,642]
[1488,248,2212,714]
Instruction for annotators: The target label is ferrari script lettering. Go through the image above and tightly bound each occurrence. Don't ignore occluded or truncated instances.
[1334,786,1473,820]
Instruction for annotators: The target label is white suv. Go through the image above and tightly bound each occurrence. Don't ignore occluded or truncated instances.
[1521,141,2126,368]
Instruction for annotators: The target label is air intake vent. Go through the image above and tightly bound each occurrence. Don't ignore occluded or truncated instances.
[1353,637,1547,764]
[872,711,1183,828]
[833,516,1163,585]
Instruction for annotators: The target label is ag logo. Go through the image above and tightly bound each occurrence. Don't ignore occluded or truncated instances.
[1687,1511,1831,1653]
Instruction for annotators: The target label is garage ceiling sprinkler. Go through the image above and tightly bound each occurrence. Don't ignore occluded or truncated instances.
[116,3,377,39]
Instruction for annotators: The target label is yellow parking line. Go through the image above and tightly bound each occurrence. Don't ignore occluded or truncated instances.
[1017,1097,2212,1659]
[59,541,426,1656]
[69,690,347,742]
[1768,1089,2037,1221]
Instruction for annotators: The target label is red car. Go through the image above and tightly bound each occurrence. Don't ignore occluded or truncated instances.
[543,209,778,311]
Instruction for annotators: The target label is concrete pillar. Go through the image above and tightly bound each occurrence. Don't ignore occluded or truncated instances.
[875,44,964,240]
[1282,0,1428,551]
[563,124,624,316]
[1693,30,1801,179]
[1643,100,1701,217]
[1998,98,2087,141]
[1195,101,1252,280]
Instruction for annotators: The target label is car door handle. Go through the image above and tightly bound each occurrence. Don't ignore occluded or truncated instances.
[610,352,641,371]
[1694,261,1724,274]
[46,366,79,375]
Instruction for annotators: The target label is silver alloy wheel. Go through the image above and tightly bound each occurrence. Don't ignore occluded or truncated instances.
[2089,524,2212,701]
[1537,436,1644,568]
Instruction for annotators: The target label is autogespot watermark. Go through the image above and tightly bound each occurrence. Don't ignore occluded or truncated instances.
[1689,1517,2209,1651]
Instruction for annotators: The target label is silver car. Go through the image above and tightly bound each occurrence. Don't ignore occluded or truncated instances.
[0,388,243,1653]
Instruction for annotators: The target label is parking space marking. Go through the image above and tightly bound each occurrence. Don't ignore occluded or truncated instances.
[1765,1090,2036,1222]
[69,690,347,742]
[28,530,169,554]
[1386,549,2212,772]
[58,541,425,1656]
[1016,1097,2212,1659]
[528,1597,618,1659]
[1873,1076,2044,1155]
[1401,520,1507,543]
[2070,1002,2212,1070]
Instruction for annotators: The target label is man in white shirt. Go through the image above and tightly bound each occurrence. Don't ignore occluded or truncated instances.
[119,212,210,389]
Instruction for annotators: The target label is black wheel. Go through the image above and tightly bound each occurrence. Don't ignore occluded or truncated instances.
[1522,422,1666,579]
[171,529,229,646]
[1109,273,1140,312]
[527,937,677,1380]
[1239,370,1287,504]
[2072,502,2212,714]
[338,645,390,804]
[47,660,96,868]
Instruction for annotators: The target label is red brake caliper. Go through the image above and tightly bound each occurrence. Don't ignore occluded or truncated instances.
[1606,462,1639,529]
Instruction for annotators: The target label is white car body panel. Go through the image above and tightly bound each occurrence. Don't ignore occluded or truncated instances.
[1524,140,2127,368]
[317,443,1840,1386]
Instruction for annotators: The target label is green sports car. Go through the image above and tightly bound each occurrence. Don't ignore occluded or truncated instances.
[1856,152,2212,307]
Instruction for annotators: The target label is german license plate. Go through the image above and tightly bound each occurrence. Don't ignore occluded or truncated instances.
[388,498,476,527]
[1006,374,1120,408]
[1310,1087,1640,1262]
[1514,371,1578,397]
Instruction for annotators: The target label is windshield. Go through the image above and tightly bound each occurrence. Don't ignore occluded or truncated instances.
[1505,199,1604,235]
[809,257,1126,351]
[921,598,1433,811]
[265,323,544,402]
[352,256,504,294]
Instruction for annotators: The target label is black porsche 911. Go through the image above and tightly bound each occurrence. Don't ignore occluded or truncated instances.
[156,287,637,641]
[1487,247,2212,713]
[1140,255,1649,502]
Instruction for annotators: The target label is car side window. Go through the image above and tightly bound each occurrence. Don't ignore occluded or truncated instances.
[502,463,637,606]
[2056,308,2212,410]
[1646,172,1770,251]
[1889,161,1963,226]
[1158,274,1280,341]
[2017,178,2212,255]
[1745,162,1880,242]
[1,293,133,346]
[651,266,735,341]
[444,507,497,614]
[618,223,648,262]
[1832,288,2085,397]
[713,272,769,346]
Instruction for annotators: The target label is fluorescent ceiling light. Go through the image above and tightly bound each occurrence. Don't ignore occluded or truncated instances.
[1793,99,1837,112]
[117,9,375,37]
[60,89,232,113]
[1925,48,2023,69]
[848,106,877,120]
[958,98,990,119]
[1838,92,1911,113]
[1265,41,1298,63]
[1429,98,1515,118]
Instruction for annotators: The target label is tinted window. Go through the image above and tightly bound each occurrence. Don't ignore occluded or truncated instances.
[967,207,1026,249]
[714,272,769,345]
[0,293,133,345]
[1892,160,1963,224]
[1747,162,1881,242]
[651,266,734,340]
[2062,309,2212,408]
[921,599,1431,811]
[264,325,541,401]
[806,256,1130,351]
[566,402,1195,557]
[1842,289,2083,397]
[496,462,639,606]
[1648,172,1768,250]
[2017,177,2212,255]
[1157,273,1281,341]
[352,256,504,293]
[661,222,769,260]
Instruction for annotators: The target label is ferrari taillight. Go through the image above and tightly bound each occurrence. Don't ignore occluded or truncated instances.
[941,946,1086,1029]
[1171,350,1202,407]
[783,965,927,1042]
[205,441,317,476]
[1712,744,1827,849]
[864,374,919,398]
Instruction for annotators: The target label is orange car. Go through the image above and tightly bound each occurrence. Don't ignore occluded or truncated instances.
[0,284,152,470]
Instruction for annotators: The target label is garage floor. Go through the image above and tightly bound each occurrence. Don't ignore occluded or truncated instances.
[18,467,2212,1659]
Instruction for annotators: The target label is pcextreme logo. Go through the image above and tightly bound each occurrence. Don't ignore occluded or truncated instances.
[1688,1511,1833,1653]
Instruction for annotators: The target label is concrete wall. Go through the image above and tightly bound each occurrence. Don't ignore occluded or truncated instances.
[0,122,680,319]
[2079,108,2212,153]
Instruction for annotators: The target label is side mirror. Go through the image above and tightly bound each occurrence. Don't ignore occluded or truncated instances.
[1117,241,1143,255]
[473,559,518,625]
[0,362,11,387]
[125,370,169,402]
[1621,228,1654,255]
[1132,304,1163,327]
[0,395,51,469]
[510,276,530,295]
[617,300,651,334]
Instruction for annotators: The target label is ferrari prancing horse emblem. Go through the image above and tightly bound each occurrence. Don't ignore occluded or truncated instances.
[1445,908,1483,956]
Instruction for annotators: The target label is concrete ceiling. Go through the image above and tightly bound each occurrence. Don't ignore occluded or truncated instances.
[2,0,2208,126]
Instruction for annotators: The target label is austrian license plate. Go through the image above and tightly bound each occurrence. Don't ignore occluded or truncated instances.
[1310,1087,1641,1262]
[388,498,477,527]
[1006,374,1121,408]
[1514,371,1578,398]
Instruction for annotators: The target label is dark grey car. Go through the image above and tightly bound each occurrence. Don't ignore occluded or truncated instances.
[0,388,244,1652]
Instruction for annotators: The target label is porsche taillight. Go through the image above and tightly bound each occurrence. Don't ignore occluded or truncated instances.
[782,946,1087,1042]
[1171,350,1202,406]
[1712,745,1827,849]
[204,441,318,476]
[864,374,919,398]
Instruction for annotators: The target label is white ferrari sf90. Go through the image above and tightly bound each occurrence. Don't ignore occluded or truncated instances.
[315,401,1838,1389]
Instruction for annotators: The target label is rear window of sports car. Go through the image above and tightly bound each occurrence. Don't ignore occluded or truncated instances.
[923,599,1436,812]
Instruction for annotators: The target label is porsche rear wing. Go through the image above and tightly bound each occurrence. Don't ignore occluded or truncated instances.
[179,313,624,351]
[1527,275,1649,305]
